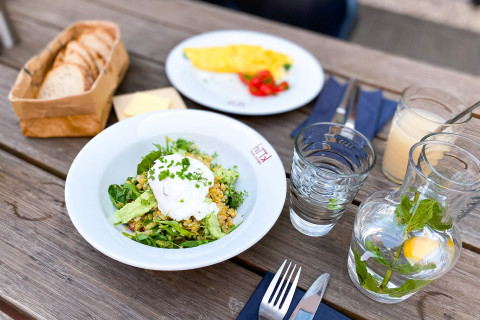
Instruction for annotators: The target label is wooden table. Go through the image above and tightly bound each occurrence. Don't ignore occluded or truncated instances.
[2,1,480,319]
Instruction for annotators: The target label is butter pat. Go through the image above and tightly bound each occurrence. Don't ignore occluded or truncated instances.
[123,92,171,117]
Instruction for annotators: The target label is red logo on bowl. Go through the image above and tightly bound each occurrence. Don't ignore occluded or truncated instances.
[251,143,272,164]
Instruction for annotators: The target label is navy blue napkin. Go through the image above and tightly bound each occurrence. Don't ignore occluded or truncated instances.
[291,77,397,140]
[236,272,350,320]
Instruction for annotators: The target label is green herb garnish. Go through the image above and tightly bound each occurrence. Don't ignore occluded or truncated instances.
[327,198,342,211]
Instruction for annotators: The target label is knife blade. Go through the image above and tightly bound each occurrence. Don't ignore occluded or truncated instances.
[289,273,330,320]
[331,80,357,125]
[344,84,359,129]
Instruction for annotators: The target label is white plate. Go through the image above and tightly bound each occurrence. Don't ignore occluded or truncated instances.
[65,110,286,270]
[166,30,324,115]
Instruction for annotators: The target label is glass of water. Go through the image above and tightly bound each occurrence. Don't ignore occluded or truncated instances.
[289,122,376,236]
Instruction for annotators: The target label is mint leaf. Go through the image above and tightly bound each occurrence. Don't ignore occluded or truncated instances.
[385,279,432,298]
[354,248,432,297]
[406,199,437,233]
[327,198,342,211]
[394,263,436,274]
[354,249,381,292]
[365,240,390,268]
[395,195,413,225]
[427,202,452,231]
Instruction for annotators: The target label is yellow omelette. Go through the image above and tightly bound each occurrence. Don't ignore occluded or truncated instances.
[183,44,293,80]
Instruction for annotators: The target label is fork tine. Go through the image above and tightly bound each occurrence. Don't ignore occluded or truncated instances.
[261,259,286,304]
[270,261,292,305]
[280,266,301,313]
[275,264,296,307]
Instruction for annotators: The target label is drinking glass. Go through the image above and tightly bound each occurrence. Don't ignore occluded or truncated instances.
[348,135,480,303]
[382,85,471,184]
[289,122,376,237]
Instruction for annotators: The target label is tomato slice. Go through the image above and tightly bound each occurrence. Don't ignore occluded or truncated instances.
[248,85,268,96]
[257,70,274,85]
[249,77,262,88]
[259,84,276,95]
[238,70,289,97]
[276,81,289,92]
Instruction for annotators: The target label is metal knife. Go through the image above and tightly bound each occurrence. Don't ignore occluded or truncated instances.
[331,80,357,125]
[289,273,330,320]
[344,84,360,129]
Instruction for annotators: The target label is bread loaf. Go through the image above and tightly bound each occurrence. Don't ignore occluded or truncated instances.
[36,27,114,100]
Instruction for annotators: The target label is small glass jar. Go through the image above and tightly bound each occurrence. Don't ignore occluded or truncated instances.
[348,133,480,303]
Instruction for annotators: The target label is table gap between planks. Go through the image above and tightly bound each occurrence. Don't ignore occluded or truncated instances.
[1,0,480,319]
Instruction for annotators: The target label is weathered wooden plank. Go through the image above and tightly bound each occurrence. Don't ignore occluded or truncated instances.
[0,149,261,319]
[237,181,480,320]
[0,313,13,320]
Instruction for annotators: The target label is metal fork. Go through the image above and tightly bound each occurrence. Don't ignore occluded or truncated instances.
[259,260,302,320]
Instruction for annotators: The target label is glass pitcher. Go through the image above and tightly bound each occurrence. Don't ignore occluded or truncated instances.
[347,133,480,303]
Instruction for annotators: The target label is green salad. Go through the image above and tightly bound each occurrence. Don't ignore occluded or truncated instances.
[108,138,247,249]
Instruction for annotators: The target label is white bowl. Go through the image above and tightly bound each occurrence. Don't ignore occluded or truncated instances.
[65,110,286,270]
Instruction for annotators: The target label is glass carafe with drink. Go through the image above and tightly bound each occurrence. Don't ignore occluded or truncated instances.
[348,133,480,303]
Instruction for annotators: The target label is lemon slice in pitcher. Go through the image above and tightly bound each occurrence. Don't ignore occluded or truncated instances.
[404,236,454,265]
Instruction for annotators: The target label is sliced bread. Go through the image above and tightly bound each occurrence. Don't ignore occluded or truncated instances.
[78,32,111,62]
[93,29,115,48]
[65,41,99,78]
[37,63,92,100]
[60,51,93,78]
[52,49,65,68]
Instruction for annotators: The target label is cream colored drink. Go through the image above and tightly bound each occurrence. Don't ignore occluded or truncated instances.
[382,108,446,183]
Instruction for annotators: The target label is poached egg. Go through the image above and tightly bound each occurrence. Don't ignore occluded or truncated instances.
[148,154,219,221]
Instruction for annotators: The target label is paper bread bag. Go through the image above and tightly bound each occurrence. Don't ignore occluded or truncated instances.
[8,20,129,137]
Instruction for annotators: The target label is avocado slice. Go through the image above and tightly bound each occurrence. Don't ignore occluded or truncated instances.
[203,212,225,239]
[214,166,239,185]
[114,189,157,223]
